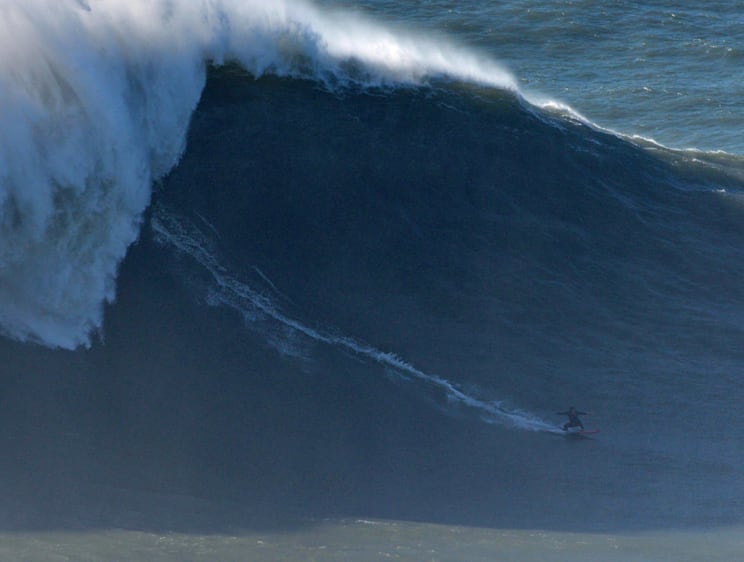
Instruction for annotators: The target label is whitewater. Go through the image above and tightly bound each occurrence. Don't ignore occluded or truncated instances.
[0,0,519,349]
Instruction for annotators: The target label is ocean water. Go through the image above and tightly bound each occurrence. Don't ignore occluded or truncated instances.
[1,0,744,560]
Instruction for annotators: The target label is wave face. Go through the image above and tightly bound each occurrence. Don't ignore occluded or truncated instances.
[114,68,744,530]
[0,0,513,348]
[167,63,742,400]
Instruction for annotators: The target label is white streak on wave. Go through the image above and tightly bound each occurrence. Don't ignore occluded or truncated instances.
[152,207,557,433]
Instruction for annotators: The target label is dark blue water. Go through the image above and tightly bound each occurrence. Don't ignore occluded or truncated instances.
[148,68,744,527]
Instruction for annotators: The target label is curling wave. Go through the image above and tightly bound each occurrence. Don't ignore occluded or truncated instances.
[0,0,516,348]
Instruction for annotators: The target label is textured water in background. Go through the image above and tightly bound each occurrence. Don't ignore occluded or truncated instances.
[320,0,744,153]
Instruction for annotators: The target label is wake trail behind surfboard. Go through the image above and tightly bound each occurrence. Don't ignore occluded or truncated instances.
[151,207,557,433]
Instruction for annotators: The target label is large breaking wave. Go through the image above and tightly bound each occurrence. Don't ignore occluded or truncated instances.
[0,0,515,348]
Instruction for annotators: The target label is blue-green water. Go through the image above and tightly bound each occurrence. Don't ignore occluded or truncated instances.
[321,0,744,153]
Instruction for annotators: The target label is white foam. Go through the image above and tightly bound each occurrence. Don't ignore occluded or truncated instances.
[0,0,516,348]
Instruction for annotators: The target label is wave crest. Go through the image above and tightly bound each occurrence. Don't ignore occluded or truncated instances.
[0,0,515,348]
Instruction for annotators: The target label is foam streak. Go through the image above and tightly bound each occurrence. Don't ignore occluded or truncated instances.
[152,207,556,433]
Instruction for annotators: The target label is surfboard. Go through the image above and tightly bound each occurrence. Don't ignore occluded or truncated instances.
[565,428,599,438]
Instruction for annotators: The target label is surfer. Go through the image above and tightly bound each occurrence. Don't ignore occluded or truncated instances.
[557,406,587,431]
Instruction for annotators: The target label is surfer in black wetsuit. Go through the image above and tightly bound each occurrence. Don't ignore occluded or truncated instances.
[557,406,587,431]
